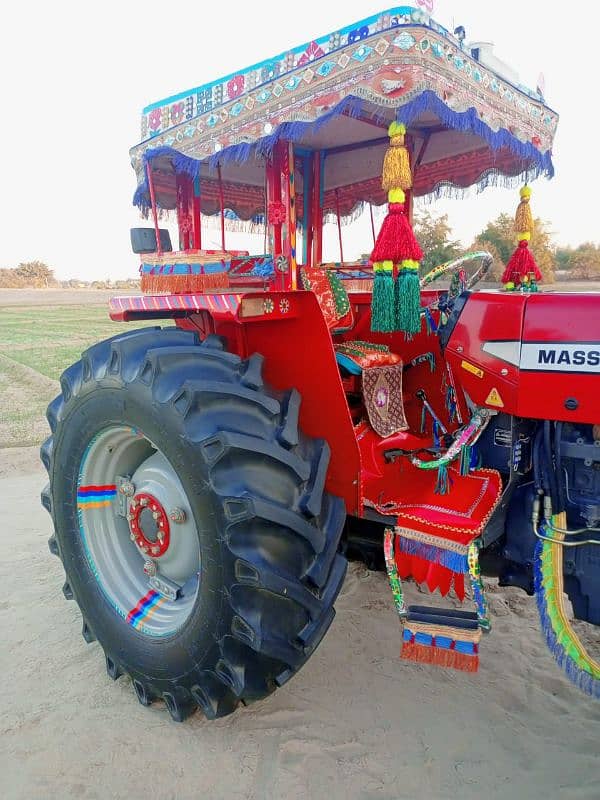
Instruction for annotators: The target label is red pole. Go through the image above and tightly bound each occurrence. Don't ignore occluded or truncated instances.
[335,189,344,264]
[217,163,226,252]
[146,162,162,256]
[311,151,323,266]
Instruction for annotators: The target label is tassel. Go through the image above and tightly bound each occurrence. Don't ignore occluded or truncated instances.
[382,122,412,191]
[396,260,421,334]
[502,186,542,290]
[514,185,533,232]
[460,444,472,476]
[434,463,449,495]
[371,261,396,332]
[370,195,423,264]
[370,121,424,333]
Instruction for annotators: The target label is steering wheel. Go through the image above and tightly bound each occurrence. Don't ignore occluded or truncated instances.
[420,251,493,312]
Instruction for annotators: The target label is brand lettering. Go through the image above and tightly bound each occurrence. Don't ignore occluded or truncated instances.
[524,344,600,372]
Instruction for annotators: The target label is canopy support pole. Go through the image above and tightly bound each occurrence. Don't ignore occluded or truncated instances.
[335,189,344,264]
[303,153,312,267]
[217,164,226,251]
[369,202,376,246]
[192,175,202,251]
[146,162,162,256]
[282,141,297,290]
[311,151,323,266]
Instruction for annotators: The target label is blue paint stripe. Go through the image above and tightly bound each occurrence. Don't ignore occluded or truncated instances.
[77,495,115,504]
[129,591,160,625]
[77,487,117,497]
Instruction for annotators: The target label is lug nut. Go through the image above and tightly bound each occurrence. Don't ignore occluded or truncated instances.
[130,533,135,541]
[140,498,148,507]
[143,560,156,577]
[152,511,159,520]
[169,507,186,524]
[151,546,160,555]
[119,481,135,497]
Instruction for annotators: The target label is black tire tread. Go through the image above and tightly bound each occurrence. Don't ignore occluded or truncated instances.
[42,326,346,721]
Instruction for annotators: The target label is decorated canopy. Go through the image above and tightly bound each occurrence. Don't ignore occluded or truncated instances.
[130,5,558,223]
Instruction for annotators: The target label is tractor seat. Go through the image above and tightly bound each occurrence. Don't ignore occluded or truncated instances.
[299,265,400,370]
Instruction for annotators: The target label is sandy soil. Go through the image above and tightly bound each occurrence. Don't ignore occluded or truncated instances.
[1,448,600,800]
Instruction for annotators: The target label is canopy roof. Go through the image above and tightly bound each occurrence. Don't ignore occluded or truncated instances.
[130,6,558,221]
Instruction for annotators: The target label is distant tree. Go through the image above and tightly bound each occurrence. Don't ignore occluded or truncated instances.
[476,214,556,283]
[14,260,56,287]
[414,211,461,273]
[555,247,574,272]
[568,243,600,279]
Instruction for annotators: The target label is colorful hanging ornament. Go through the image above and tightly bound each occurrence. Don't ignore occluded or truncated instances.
[370,123,423,334]
[501,185,543,290]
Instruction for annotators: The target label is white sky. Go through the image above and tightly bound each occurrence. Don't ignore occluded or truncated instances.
[2,0,598,280]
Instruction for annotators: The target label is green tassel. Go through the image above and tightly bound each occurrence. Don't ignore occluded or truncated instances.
[371,267,395,332]
[396,267,422,334]
[434,463,449,495]
[460,444,472,476]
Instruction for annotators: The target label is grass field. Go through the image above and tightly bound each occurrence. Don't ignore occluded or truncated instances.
[2,283,599,448]
[0,303,153,447]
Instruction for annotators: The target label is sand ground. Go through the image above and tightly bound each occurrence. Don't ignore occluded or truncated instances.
[1,447,599,800]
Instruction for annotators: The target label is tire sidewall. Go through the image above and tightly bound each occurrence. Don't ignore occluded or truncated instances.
[51,379,229,685]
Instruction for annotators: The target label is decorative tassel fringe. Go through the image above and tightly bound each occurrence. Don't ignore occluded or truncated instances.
[434,463,449,495]
[401,637,479,672]
[396,265,422,334]
[501,241,542,284]
[515,197,533,232]
[140,271,230,294]
[534,526,600,698]
[460,444,472,476]
[382,122,412,191]
[371,203,423,264]
[502,185,542,289]
[371,265,396,332]
[398,536,468,574]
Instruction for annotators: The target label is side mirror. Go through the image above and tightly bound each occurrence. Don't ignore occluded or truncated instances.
[130,227,172,254]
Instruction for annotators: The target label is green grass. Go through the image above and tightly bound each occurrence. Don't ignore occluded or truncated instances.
[0,305,155,447]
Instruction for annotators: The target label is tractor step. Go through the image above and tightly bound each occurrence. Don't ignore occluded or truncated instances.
[405,605,479,630]
[401,606,482,673]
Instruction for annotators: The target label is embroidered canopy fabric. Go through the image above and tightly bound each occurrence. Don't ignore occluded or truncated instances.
[130,5,558,221]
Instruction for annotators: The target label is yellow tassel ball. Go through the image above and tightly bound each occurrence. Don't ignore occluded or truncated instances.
[388,188,406,204]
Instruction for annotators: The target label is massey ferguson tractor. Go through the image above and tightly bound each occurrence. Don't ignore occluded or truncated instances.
[41,7,600,722]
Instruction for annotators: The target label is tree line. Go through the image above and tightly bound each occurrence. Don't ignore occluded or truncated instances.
[0,262,140,290]
[414,211,600,283]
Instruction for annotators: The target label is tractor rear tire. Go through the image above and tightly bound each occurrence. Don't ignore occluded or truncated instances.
[41,327,347,721]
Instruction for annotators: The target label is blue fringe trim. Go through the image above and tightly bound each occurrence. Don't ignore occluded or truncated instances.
[133,90,554,209]
[395,90,554,178]
[534,539,600,698]
[398,536,468,574]
[133,97,364,207]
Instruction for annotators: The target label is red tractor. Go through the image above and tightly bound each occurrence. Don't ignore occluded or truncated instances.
[42,8,600,722]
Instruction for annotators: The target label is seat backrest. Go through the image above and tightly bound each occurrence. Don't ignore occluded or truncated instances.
[299,266,353,331]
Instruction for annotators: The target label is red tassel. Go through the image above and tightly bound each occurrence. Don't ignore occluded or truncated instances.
[401,640,479,672]
[501,240,542,284]
[371,203,423,264]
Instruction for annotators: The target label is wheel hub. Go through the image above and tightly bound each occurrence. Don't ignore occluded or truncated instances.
[128,492,170,557]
